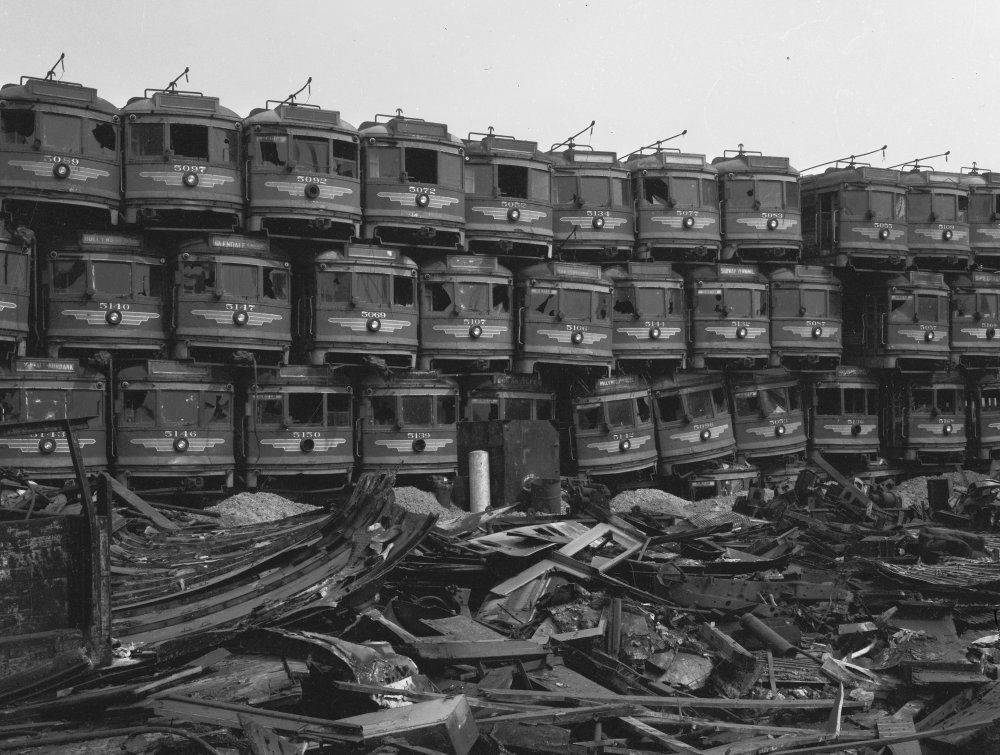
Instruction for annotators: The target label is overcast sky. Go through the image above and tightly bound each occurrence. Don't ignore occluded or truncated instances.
[2,0,997,175]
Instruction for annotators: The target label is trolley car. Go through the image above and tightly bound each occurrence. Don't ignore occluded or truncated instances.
[462,131,553,259]
[170,234,291,364]
[712,147,802,263]
[900,168,971,270]
[359,113,465,251]
[961,168,1000,270]
[840,270,951,371]
[40,232,167,358]
[804,366,880,459]
[0,227,30,358]
[355,370,459,478]
[121,78,243,229]
[293,242,418,368]
[418,255,513,373]
[948,270,1000,370]
[513,261,613,375]
[686,264,770,370]
[113,360,235,495]
[0,358,108,481]
[800,165,908,270]
[0,67,121,229]
[567,374,656,485]
[548,145,633,262]
[605,262,686,371]
[767,265,842,371]
[243,100,361,240]
[239,365,353,492]
[650,370,735,477]
[624,150,721,263]
[968,373,1000,462]
[463,373,555,422]
[881,371,966,463]
[728,369,807,463]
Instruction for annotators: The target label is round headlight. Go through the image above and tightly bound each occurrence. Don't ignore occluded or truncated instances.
[925,330,935,342]
[38,438,57,454]
[942,229,953,241]
[700,429,711,441]
[649,327,661,339]
[592,216,605,229]
[173,437,189,452]
[300,438,315,453]
[412,438,427,452]
[683,215,695,229]
[736,326,748,339]
[879,228,890,240]
[367,318,381,332]
[988,327,996,339]
[507,207,521,222]
[469,325,483,339]
[619,439,631,452]
[767,217,779,231]
[571,331,584,344]
[851,424,862,436]
[183,171,199,188]
[811,326,822,338]
[106,310,123,326]
[53,162,71,180]
[416,193,430,208]
[944,424,954,435]
[233,311,249,326]
[775,425,786,437]
[304,183,321,199]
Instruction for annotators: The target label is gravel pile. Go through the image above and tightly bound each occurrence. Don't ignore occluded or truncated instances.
[392,486,462,521]
[206,492,321,527]
[891,470,989,510]
[610,488,695,517]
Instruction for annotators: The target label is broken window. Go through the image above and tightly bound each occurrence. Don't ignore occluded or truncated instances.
[52,258,87,292]
[576,404,602,431]
[160,390,200,426]
[1,109,34,145]
[643,177,670,205]
[123,390,156,425]
[293,136,330,173]
[436,395,456,425]
[205,393,231,424]
[492,284,510,313]
[370,396,397,426]
[25,389,65,421]
[169,123,208,159]
[0,389,19,422]
[531,288,559,317]
[816,386,842,416]
[212,128,238,165]
[656,394,682,423]
[182,260,215,294]
[404,147,437,183]
[289,392,323,425]
[614,286,637,316]
[393,274,415,307]
[890,294,915,322]
[263,269,288,301]
[326,393,351,427]
[636,396,651,423]
[497,164,527,198]
[135,263,166,298]
[468,399,498,422]
[734,391,760,418]
[696,289,724,316]
[331,138,358,178]
[85,120,117,156]
[254,395,283,425]
[257,133,288,167]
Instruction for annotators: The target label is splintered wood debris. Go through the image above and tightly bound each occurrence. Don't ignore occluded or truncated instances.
[5,464,1000,753]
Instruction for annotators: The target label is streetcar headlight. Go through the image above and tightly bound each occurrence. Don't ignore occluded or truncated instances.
[183,172,199,188]
[649,327,661,339]
[416,193,430,208]
[811,326,822,338]
[736,326,748,339]
[942,229,953,241]
[469,325,483,339]
[52,163,71,180]
[367,318,381,332]
[233,311,249,326]
[683,215,695,229]
[106,310,123,326]
[304,183,321,199]
[571,331,584,344]
[879,228,890,240]
[592,216,605,229]
[300,438,315,453]
[767,217,779,230]
[775,425,786,436]
[619,439,631,451]
[700,429,711,441]
[944,424,954,435]
[174,437,189,452]
[412,438,426,452]
[925,330,935,341]
[38,438,57,454]
[507,207,521,222]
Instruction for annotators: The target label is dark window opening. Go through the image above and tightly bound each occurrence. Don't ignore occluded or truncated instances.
[257,134,288,167]
[1,109,34,145]
[0,388,19,423]
[816,387,841,415]
[169,123,209,159]
[576,405,602,431]
[327,393,351,426]
[404,147,437,183]
[656,394,681,423]
[393,275,415,307]
[498,164,528,198]
[436,395,457,425]
[426,282,453,312]
[205,393,231,424]
[492,284,510,313]
[371,396,397,425]
[86,121,117,156]
[255,396,283,425]
[331,138,358,178]
[182,260,215,294]
[643,177,670,205]
[263,269,289,301]
[506,398,532,421]
[289,393,324,425]
[52,259,87,292]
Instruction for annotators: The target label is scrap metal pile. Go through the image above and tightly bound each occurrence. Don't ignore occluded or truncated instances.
[4,461,1000,753]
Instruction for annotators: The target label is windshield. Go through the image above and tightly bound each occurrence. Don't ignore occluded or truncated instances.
[671,177,700,206]
[638,287,670,317]
[843,190,868,217]
[327,393,351,426]
[0,250,28,288]
[52,258,87,293]
[528,169,550,201]
[688,386,727,418]
[553,175,578,204]
[263,269,288,301]
[181,259,216,294]
[92,261,132,295]
[254,394,283,425]
[979,292,1000,317]
[916,294,945,322]
[562,289,592,320]
[871,190,905,220]
[575,404,602,431]
[436,395,457,425]
[580,176,610,206]
[160,390,202,426]
[771,288,799,317]
[220,263,258,298]
[890,294,915,321]
[401,395,432,425]
[1,109,34,146]
[907,194,931,221]
[289,393,324,425]
[606,398,634,428]
[318,271,353,304]
[454,281,490,313]
[42,113,81,153]
[25,388,66,421]
[293,136,330,173]
[728,179,756,209]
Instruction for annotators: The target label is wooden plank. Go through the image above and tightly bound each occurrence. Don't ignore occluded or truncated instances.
[336,695,478,755]
[104,474,179,532]
[478,688,864,710]
[619,716,703,754]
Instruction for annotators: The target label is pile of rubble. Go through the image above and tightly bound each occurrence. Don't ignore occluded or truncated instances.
[4,458,1000,753]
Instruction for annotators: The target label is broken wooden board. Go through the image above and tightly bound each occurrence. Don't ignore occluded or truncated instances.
[334,695,478,755]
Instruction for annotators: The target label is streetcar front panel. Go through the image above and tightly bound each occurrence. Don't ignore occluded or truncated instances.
[687,264,770,370]
[806,367,879,456]
[113,360,235,492]
[463,134,553,259]
[801,167,908,269]
[42,232,167,357]
[171,235,291,363]
[713,152,802,263]
[464,373,555,422]
[768,265,842,371]
[625,152,721,262]
[418,255,513,372]
[300,244,418,368]
[244,104,361,240]
[514,262,613,373]
[242,366,354,488]
[949,271,1000,369]
[729,370,807,461]
[360,116,465,251]
[970,376,1000,460]
[571,376,656,478]
[652,371,735,476]
[356,372,459,476]
[122,91,243,229]
[964,171,1000,270]
[882,373,966,462]
[606,262,686,368]
[901,170,971,270]
[0,358,108,480]
[0,77,120,227]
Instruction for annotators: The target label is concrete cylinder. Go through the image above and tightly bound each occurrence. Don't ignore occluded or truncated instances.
[469,450,490,513]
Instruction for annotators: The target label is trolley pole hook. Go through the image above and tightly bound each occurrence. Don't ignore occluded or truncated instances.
[44,53,65,81]
[279,77,312,107]
[550,120,596,151]
[165,67,190,92]
[802,145,888,172]
[888,151,950,171]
